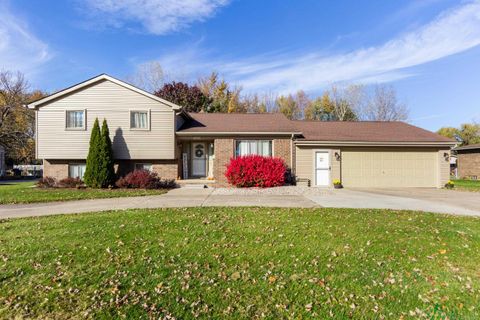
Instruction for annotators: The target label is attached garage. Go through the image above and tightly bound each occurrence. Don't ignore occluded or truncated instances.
[341,148,439,188]
[293,121,456,188]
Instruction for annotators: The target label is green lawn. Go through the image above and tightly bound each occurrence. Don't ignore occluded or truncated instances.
[1,208,479,319]
[0,181,167,204]
[453,179,480,192]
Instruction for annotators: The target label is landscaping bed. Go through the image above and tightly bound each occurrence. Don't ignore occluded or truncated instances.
[1,207,479,319]
[0,181,168,204]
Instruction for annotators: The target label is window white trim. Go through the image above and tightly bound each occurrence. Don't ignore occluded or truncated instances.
[235,140,273,157]
[65,109,86,131]
[68,163,86,179]
[129,109,151,131]
[135,163,153,171]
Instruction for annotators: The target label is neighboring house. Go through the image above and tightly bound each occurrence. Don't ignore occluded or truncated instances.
[453,144,480,179]
[27,74,455,188]
[0,144,5,176]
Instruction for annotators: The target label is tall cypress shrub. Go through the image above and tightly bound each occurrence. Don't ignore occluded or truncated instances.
[83,118,102,188]
[99,119,116,188]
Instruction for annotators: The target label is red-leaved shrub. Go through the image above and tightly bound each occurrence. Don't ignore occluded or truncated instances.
[225,155,286,188]
[36,176,57,188]
[116,169,177,189]
[58,177,84,188]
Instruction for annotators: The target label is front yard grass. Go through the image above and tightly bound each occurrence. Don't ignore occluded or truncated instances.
[453,179,480,192]
[1,207,479,319]
[0,181,167,204]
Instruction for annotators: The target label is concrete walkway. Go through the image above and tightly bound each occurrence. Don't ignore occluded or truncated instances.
[0,187,318,219]
[1,187,479,219]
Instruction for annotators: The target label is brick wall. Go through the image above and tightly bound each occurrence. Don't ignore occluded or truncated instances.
[43,159,69,179]
[213,138,234,186]
[457,151,480,179]
[43,159,178,180]
[273,138,292,167]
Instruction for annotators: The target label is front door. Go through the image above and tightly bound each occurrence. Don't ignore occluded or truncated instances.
[192,142,207,177]
[315,151,330,186]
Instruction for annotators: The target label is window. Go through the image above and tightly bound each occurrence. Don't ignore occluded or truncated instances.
[236,140,272,157]
[69,164,86,179]
[130,111,149,129]
[135,163,152,171]
[66,110,85,129]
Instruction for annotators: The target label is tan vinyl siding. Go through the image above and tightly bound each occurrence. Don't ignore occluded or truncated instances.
[37,79,175,160]
[295,146,340,186]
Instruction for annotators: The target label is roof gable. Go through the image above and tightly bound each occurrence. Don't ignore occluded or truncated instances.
[27,74,182,110]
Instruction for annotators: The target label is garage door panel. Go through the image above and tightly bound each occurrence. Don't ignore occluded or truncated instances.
[342,149,437,188]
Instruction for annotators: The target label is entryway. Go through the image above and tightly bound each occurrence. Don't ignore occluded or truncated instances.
[315,151,330,186]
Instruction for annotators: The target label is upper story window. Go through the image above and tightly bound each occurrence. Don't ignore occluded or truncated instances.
[66,110,85,130]
[236,140,272,157]
[130,110,149,130]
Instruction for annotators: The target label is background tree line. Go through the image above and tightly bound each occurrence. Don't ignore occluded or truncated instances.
[130,61,410,122]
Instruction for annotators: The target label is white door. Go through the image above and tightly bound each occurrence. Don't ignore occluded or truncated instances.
[315,151,330,186]
[192,143,207,177]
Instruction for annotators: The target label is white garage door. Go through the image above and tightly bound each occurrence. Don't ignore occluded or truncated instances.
[342,149,438,188]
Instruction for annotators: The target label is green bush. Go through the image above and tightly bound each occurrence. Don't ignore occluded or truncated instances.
[84,118,115,188]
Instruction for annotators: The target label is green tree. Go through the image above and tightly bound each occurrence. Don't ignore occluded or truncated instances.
[83,118,102,188]
[437,123,480,145]
[99,119,116,187]
[304,93,336,121]
[276,94,299,120]
[437,127,460,140]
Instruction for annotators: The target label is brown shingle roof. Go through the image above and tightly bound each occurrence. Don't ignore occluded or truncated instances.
[177,112,454,144]
[178,113,296,133]
[293,120,455,143]
[453,143,480,151]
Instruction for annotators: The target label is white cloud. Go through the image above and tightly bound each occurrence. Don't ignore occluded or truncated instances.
[0,2,50,74]
[83,0,230,35]
[149,1,480,94]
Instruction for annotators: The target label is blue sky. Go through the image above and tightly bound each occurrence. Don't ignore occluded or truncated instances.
[1,0,480,130]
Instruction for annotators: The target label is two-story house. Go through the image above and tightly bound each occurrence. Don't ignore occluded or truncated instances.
[28,74,455,188]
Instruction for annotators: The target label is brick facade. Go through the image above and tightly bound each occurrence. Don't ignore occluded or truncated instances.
[43,159,178,180]
[457,151,480,179]
[43,159,69,179]
[213,138,234,186]
[273,138,292,167]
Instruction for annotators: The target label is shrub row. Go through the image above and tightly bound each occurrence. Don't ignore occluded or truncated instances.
[116,170,176,189]
[37,170,176,190]
[225,155,286,188]
[37,177,84,189]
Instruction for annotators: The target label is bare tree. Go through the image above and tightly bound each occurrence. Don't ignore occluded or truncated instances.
[360,84,409,121]
[0,71,28,130]
[126,61,165,93]
[328,84,361,121]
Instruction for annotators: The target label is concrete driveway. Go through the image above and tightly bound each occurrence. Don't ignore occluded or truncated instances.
[1,187,479,219]
[305,188,480,217]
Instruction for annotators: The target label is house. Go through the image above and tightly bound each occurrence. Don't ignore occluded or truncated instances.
[0,144,5,176]
[27,74,455,188]
[453,144,480,179]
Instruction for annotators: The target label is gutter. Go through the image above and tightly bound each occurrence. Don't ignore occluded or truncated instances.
[294,140,456,147]
[176,131,303,137]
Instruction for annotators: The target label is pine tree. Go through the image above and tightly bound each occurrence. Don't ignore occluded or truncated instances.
[99,119,116,187]
[83,118,102,188]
